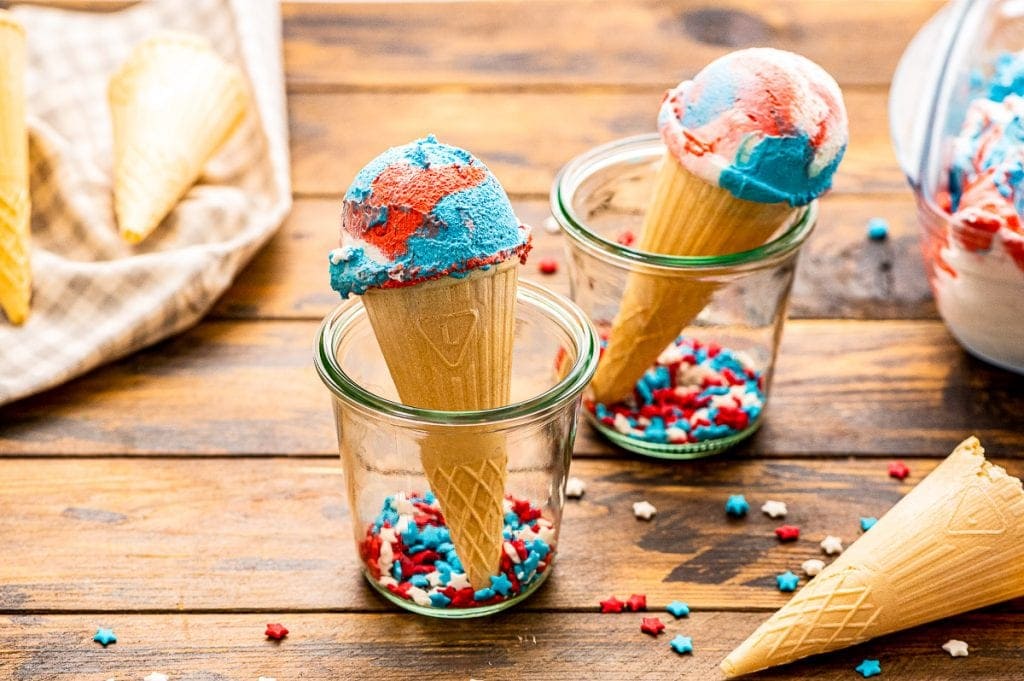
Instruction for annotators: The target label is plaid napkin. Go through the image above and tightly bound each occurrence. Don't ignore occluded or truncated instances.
[0,0,291,406]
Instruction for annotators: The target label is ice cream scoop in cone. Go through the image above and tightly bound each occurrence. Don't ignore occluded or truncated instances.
[590,48,848,404]
[0,11,31,325]
[328,136,531,591]
[109,32,248,244]
[721,436,1024,677]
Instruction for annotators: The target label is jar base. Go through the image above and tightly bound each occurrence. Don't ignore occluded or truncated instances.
[365,568,552,618]
[587,411,762,459]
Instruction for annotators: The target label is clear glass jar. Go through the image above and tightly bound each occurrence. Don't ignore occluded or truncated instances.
[551,134,816,459]
[315,280,598,618]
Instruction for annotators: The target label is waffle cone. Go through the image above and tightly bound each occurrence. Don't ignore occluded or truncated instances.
[363,260,518,590]
[0,12,30,325]
[721,437,1024,678]
[589,157,795,403]
[109,32,248,244]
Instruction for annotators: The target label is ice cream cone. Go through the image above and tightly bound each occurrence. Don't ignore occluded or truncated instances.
[589,157,794,403]
[109,32,248,244]
[0,11,30,325]
[363,259,517,590]
[721,436,1024,677]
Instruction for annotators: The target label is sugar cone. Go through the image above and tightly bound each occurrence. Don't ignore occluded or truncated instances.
[589,157,796,404]
[362,260,518,590]
[0,12,30,325]
[109,32,248,244]
[721,436,1024,678]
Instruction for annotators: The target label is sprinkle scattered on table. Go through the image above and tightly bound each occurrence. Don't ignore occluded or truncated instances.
[666,600,690,618]
[92,627,116,646]
[565,477,586,498]
[761,500,787,518]
[670,634,693,655]
[543,216,560,234]
[265,622,289,640]
[626,593,647,612]
[855,659,882,677]
[640,617,666,637]
[820,535,844,555]
[776,571,800,592]
[633,500,657,520]
[616,230,635,246]
[599,596,625,613]
[801,558,825,577]
[866,217,889,241]
[942,639,969,657]
[774,525,800,542]
[860,517,878,532]
[888,460,910,480]
[144,674,168,681]
[538,258,558,275]
[725,494,749,517]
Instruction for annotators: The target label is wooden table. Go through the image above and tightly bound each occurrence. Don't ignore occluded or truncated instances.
[2,1,1023,679]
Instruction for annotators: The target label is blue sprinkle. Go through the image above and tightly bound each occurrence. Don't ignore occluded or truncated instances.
[504,512,521,528]
[529,539,551,560]
[693,424,731,441]
[867,217,889,241]
[435,560,452,575]
[744,405,762,422]
[436,542,454,554]
[474,588,496,601]
[643,417,668,443]
[429,591,451,607]
[725,495,749,517]
[410,574,429,588]
[700,386,730,397]
[423,491,436,504]
[391,561,402,580]
[490,573,513,596]
[860,517,878,532]
[522,553,540,574]
[636,379,654,405]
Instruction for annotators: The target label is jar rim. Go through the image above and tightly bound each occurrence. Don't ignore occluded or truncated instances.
[314,279,599,426]
[551,133,818,271]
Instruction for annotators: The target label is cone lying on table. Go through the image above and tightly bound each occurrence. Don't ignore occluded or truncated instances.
[109,32,248,244]
[0,11,31,325]
[589,48,849,404]
[363,260,518,590]
[721,436,1024,678]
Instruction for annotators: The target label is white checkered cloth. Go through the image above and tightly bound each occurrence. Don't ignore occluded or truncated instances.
[0,0,291,406]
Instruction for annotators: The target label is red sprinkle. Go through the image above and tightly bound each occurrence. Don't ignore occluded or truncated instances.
[888,461,911,480]
[538,258,558,275]
[616,230,635,246]
[775,525,800,542]
[626,594,647,612]
[640,617,666,637]
[265,623,289,640]
[600,596,625,613]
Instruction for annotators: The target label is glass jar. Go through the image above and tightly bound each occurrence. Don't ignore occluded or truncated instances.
[315,280,598,618]
[551,134,816,459]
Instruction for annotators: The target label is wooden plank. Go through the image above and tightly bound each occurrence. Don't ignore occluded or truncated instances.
[288,88,900,197]
[3,611,1023,680]
[213,195,932,321]
[1,320,1021,457]
[1,456,1021,612]
[281,0,943,89]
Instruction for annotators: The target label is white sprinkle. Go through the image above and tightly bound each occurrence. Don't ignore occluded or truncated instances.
[633,500,657,520]
[516,526,539,544]
[565,477,586,498]
[427,572,443,587]
[395,516,410,535]
[543,216,560,234]
[802,559,825,577]
[820,535,844,556]
[447,572,471,590]
[378,526,397,544]
[502,498,515,513]
[329,247,349,265]
[378,541,394,573]
[761,500,788,518]
[537,526,557,544]
[942,639,969,657]
[378,575,398,588]
[666,427,688,443]
[408,586,432,607]
[535,518,553,529]
[613,413,632,434]
[394,493,416,516]
[504,541,522,564]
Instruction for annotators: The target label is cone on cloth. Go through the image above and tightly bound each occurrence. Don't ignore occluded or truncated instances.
[721,436,1024,677]
[109,32,248,244]
[588,157,794,403]
[0,11,31,325]
[363,259,518,590]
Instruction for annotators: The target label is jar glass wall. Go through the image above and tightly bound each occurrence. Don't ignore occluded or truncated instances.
[551,134,816,459]
[315,280,599,618]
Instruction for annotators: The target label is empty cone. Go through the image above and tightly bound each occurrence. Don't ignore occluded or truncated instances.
[109,32,248,243]
[721,436,1024,677]
[0,11,30,325]
[363,259,518,590]
[589,157,794,403]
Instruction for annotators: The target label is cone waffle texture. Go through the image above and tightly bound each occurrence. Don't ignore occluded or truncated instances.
[363,260,518,590]
[721,436,1024,677]
[109,32,248,244]
[589,157,794,403]
[0,12,30,325]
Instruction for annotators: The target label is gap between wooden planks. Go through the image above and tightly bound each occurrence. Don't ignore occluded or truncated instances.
[1,456,1022,613]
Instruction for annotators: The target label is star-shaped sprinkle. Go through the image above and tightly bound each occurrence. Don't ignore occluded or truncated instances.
[725,494,749,517]
[666,600,690,618]
[565,477,586,498]
[860,517,878,532]
[669,634,693,654]
[761,500,787,518]
[802,558,825,577]
[888,461,910,480]
[446,572,471,590]
[264,623,289,640]
[490,573,513,596]
[626,594,647,612]
[820,535,844,555]
[599,596,625,613]
[855,659,881,677]
[942,639,969,657]
[633,500,657,520]
[776,571,800,592]
[144,674,168,681]
[774,525,800,542]
[93,628,116,646]
[640,617,666,637]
